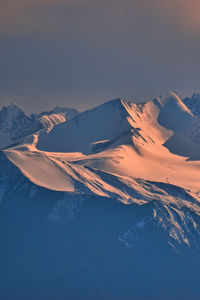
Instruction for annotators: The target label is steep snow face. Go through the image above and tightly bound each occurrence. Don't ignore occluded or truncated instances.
[152,92,200,160]
[0,103,42,150]
[4,92,200,194]
[35,107,79,131]
[35,92,198,156]
[36,106,79,118]
[38,114,68,132]
[36,98,143,153]
[183,93,200,118]
[141,92,200,160]
[157,92,194,132]
[0,103,79,150]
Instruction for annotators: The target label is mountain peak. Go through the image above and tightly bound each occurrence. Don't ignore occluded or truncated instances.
[4,102,20,110]
[0,102,43,150]
[0,102,24,122]
[9,101,17,106]
[157,91,193,115]
[158,91,182,106]
[101,97,125,107]
[0,102,24,119]
[36,106,79,119]
[36,97,133,153]
[191,92,200,100]
[157,91,194,132]
[183,93,200,119]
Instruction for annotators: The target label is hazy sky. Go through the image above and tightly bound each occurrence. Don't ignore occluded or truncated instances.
[1,0,200,113]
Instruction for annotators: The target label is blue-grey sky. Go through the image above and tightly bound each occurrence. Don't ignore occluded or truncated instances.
[1,0,200,113]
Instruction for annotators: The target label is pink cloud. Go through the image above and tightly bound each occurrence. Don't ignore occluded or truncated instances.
[1,0,200,37]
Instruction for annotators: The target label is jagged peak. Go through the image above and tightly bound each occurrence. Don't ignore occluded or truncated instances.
[157,91,193,115]
[158,91,181,105]
[83,97,130,116]
[9,101,18,107]
[88,97,121,108]
[36,106,79,119]
[1,102,23,114]
[191,92,200,100]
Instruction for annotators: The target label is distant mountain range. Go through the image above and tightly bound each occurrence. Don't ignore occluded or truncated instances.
[0,104,79,149]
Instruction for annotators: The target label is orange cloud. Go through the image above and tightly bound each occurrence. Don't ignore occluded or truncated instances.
[0,0,78,35]
[155,0,200,34]
[1,0,200,37]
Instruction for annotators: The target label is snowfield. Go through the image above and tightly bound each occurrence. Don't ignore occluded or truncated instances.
[1,92,200,299]
[5,92,200,192]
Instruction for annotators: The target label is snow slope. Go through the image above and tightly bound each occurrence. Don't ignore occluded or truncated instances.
[183,92,200,118]
[36,98,138,153]
[34,106,79,131]
[5,92,200,193]
[157,91,194,131]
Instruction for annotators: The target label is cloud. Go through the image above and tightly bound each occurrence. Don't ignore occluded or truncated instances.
[1,0,65,35]
[1,0,107,36]
[2,0,200,37]
[1,0,200,113]
[156,0,200,35]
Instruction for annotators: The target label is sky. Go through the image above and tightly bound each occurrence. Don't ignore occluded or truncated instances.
[1,0,200,113]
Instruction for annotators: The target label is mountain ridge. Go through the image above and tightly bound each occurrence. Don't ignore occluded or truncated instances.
[0,103,79,150]
[3,91,200,194]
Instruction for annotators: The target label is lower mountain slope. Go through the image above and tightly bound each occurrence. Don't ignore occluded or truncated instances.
[1,157,200,299]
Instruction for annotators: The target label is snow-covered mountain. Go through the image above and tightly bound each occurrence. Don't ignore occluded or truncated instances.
[1,92,200,299]
[0,103,79,149]
[33,106,79,131]
[183,92,200,118]
[0,103,42,149]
